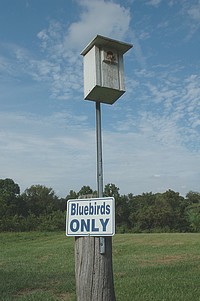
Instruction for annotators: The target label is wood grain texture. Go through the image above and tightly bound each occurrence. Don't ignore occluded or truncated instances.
[75,236,116,301]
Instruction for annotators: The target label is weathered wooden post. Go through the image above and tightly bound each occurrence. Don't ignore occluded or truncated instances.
[66,35,132,301]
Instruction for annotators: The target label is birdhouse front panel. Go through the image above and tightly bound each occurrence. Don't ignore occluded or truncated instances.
[101,49,119,90]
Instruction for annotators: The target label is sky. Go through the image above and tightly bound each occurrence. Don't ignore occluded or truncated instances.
[0,0,199,197]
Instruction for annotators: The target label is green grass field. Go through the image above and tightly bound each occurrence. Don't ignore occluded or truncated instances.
[0,232,200,301]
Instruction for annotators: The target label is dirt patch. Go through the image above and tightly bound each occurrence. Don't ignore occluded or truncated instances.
[59,292,72,300]
[115,272,127,278]
[15,288,44,297]
[15,289,72,300]
[37,253,54,263]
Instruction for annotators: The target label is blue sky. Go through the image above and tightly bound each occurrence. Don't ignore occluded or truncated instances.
[0,0,199,197]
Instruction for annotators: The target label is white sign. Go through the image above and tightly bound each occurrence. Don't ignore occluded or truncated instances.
[66,197,115,236]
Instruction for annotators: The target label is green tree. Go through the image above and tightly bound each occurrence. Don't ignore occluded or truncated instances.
[21,185,58,216]
[115,194,130,232]
[187,207,200,232]
[186,192,200,232]
[161,190,188,231]
[128,190,189,232]
[0,178,20,217]
[66,189,78,200]
[186,191,200,204]
[128,192,155,231]
[104,183,129,231]
[104,183,120,198]
[78,185,95,197]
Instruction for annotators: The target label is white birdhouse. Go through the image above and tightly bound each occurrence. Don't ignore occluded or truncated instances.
[81,35,133,105]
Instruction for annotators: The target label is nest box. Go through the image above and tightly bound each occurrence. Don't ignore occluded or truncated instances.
[81,35,133,105]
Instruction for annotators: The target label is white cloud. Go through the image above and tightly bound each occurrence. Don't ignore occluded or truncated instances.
[1,0,132,101]
[0,109,199,197]
[129,30,146,68]
[0,39,83,101]
[187,0,200,22]
[33,0,131,99]
[0,111,96,196]
[0,55,11,74]
[65,0,131,50]
[179,1,200,38]
[119,68,200,153]
[102,124,200,196]
[0,0,199,197]
[147,0,162,7]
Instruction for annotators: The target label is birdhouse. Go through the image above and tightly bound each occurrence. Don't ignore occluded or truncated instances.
[81,35,133,105]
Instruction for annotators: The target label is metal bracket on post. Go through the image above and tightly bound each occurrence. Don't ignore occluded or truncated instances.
[100,237,106,254]
[96,101,106,255]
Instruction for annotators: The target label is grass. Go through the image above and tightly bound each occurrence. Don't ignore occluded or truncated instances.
[0,232,75,301]
[113,234,200,301]
[0,232,200,300]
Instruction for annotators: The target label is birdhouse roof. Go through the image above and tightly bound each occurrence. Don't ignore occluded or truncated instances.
[81,35,133,56]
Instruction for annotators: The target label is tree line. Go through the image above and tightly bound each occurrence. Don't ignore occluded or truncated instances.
[0,178,200,233]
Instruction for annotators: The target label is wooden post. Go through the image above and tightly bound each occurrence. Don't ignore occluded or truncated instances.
[75,236,116,301]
